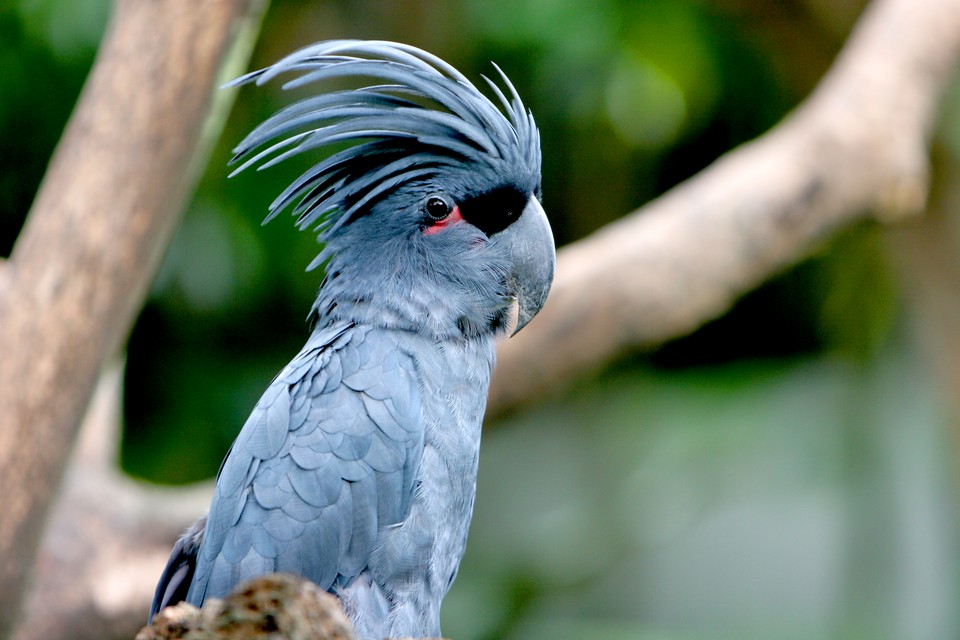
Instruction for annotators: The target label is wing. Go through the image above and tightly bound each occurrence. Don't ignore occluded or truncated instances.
[148,516,206,622]
[185,322,424,605]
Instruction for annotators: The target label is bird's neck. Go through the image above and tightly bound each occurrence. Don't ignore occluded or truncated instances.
[311,277,510,342]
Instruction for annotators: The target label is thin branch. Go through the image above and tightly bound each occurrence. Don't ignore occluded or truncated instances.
[0,0,267,633]
[488,0,960,416]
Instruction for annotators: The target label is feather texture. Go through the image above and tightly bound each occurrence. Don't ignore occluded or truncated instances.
[182,323,426,608]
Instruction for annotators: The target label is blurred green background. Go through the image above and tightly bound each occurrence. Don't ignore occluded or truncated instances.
[5,0,960,638]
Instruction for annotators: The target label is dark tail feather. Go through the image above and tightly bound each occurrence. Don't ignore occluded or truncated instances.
[148,516,206,623]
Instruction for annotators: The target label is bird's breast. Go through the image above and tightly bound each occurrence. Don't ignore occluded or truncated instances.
[364,332,495,631]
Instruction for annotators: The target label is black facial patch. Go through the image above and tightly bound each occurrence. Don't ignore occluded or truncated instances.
[456,305,510,337]
[458,186,529,237]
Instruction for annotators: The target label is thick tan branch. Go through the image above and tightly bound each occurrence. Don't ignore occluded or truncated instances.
[0,0,266,633]
[13,364,213,640]
[489,0,960,416]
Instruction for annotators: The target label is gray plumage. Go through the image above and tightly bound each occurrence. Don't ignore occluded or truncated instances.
[150,40,554,639]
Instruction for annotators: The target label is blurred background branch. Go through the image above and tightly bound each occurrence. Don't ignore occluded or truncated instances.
[489,0,959,415]
[3,0,960,639]
[13,363,214,640]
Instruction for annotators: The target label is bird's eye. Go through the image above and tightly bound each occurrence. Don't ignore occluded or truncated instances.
[425,195,453,221]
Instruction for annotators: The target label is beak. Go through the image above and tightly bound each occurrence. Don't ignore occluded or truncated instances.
[496,196,556,336]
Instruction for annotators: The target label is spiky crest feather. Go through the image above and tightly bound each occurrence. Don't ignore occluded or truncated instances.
[226,40,541,257]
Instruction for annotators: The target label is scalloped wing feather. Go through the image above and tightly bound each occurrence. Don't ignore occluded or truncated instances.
[181,323,424,606]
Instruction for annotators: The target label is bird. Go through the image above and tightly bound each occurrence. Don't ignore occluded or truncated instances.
[148,40,554,639]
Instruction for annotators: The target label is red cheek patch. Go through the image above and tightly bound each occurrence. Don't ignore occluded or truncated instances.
[423,205,463,235]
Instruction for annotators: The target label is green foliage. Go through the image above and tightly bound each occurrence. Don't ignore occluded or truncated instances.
[0,0,107,255]
[816,225,899,362]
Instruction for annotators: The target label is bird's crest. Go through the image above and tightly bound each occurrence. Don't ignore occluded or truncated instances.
[226,39,541,266]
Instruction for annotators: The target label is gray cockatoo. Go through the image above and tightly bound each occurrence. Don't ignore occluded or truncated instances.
[149,39,554,639]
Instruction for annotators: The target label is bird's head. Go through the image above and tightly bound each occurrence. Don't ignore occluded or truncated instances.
[228,40,555,340]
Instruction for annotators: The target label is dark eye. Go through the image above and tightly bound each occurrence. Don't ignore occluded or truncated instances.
[425,195,453,221]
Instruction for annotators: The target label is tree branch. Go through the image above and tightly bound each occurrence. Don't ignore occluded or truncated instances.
[13,363,214,640]
[0,0,266,634]
[488,0,960,416]
[135,574,357,640]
